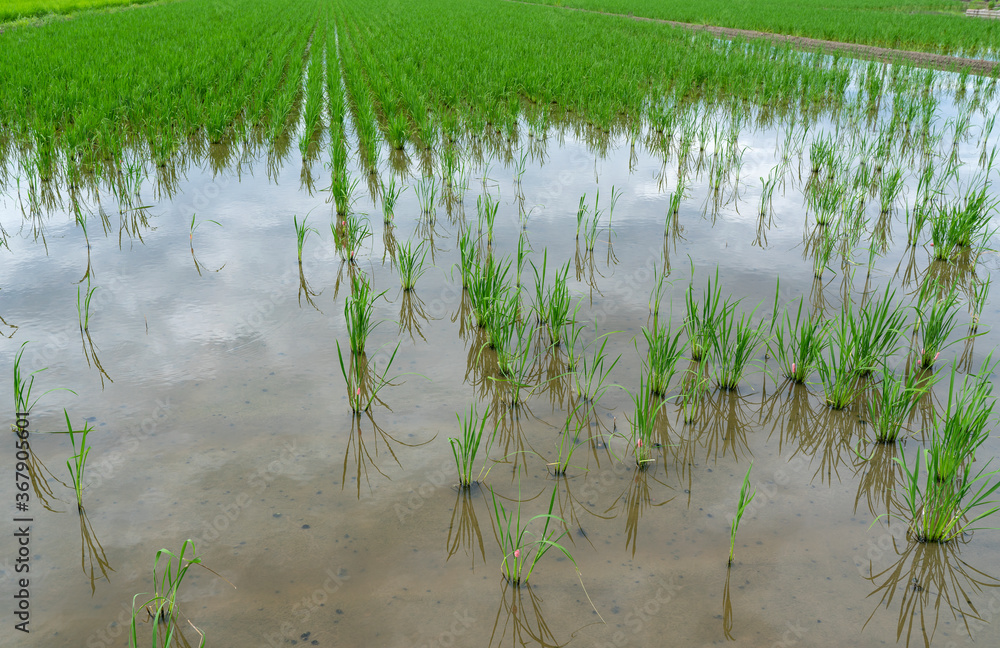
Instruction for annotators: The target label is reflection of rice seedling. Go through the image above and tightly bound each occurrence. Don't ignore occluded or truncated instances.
[490,483,576,585]
[415,176,437,216]
[642,322,685,396]
[729,463,755,564]
[396,239,427,291]
[681,362,710,424]
[865,368,934,443]
[77,281,97,332]
[970,276,990,332]
[770,299,827,384]
[63,410,93,513]
[450,404,492,488]
[708,303,766,391]
[516,231,529,287]
[293,214,316,263]
[812,226,836,279]
[915,285,960,368]
[380,176,404,223]
[817,310,858,410]
[336,341,400,416]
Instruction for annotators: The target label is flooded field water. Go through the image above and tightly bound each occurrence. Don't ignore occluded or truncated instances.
[3,67,1000,648]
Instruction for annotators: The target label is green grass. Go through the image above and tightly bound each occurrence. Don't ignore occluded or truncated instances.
[865,368,934,443]
[1,0,157,23]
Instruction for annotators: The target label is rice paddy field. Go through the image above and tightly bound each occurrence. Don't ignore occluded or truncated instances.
[2,0,1000,647]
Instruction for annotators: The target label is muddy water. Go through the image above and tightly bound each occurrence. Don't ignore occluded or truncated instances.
[3,94,1000,648]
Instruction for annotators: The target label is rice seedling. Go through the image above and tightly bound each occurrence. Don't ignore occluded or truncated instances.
[878,167,904,215]
[63,409,93,513]
[641,322,685,396]
[397,239,427,291]
[13,342,72,414]
[386,112,409,151]
[549,409,584,477]
[708,302,767,391]
[865,368,935,443]
[380,176,404,224]
[450,404,492,488]
[490,482,576,585]
[545,262,572,347]
[293,214,316,263]
[915,285,960,369]
[812,225,836,280]
[729,463,755,565]
[530,250,548,324]
[129,539,230,648]
[337,213,372,263]
[415,176,437,216]
[469,255,512,332]
[927,360,995,484]
[330,167,360,217]
[456,228,477,289]
[625,375,663,469]
[573,331,621,404]
[769,299,827,384]
[344,274,383,357]
[684,269,726,362]
[894,449,1000,543]
[478,193,500,246]
[817,310,859,410]
[850,287,908,376]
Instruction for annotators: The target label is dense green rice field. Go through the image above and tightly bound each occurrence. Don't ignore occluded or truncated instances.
[524,0,1000,55]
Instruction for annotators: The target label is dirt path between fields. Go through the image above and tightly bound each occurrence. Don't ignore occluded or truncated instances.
[512,1,999,76]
